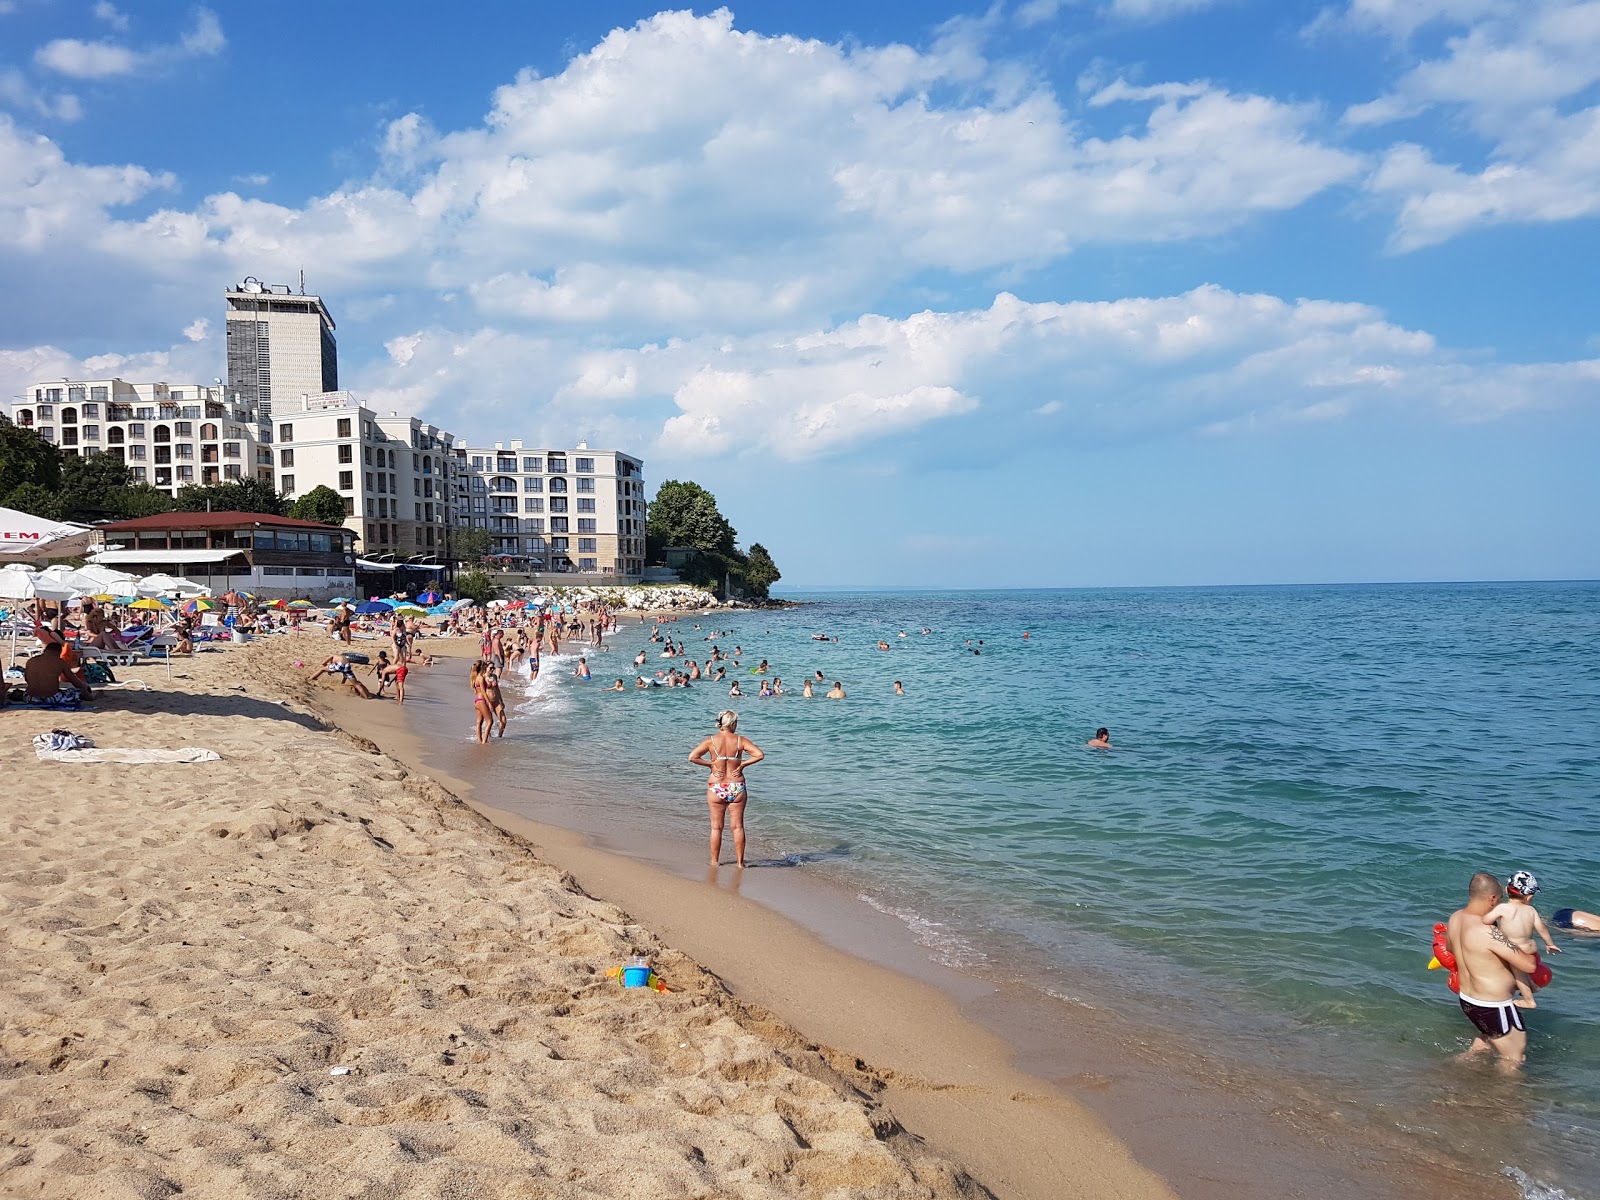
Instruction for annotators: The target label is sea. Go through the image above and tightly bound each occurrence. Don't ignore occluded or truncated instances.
[441,583,1600,1198]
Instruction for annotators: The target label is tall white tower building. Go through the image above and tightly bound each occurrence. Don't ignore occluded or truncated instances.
[224,277,338,420]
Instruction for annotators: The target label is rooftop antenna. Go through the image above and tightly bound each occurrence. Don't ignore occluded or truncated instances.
[299,269,305,295]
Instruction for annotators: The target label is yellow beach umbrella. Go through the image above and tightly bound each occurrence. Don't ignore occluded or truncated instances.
[128,598,167,611]
[90,593,119,602]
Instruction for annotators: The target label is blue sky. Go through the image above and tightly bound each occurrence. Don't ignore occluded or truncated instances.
[1,1,1596,586]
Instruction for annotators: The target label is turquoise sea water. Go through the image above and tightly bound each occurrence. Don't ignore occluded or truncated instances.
[478,583,1599,1196]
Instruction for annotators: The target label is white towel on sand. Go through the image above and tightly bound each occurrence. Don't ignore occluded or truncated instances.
[36,746,221,764]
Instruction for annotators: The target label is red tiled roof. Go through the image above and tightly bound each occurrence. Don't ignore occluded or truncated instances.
[99,511,349,533]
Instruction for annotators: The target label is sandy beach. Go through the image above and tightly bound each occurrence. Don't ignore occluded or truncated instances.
[1,631,1177,1199]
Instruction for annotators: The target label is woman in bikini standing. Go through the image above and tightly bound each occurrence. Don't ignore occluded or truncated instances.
[688,710,765,868]
[469,660,493,744]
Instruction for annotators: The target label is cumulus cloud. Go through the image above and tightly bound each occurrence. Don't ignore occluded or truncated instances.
[182,318,209,342]
[93,2,131,32]
[1341,0,1600,247]
[3,10,1361,345]
[0,68,82,122]
[34,8,224,80]
[343,286,1600,463]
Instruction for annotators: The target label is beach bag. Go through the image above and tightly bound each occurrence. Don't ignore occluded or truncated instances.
[84,661,117,686]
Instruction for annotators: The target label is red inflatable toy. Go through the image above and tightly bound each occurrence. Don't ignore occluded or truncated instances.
[1428,921,1552,992]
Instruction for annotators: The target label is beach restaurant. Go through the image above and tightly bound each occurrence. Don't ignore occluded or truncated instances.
[92,511,357,602]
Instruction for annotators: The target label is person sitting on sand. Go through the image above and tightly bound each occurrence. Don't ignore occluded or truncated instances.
[25,642,92,701]
[826,681,845,699]
[1088,727,1112,749]
[1483,871,1561,1008]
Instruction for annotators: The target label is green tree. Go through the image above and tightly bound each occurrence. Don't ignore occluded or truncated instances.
[645,480,737,561]
[54,452,134,522]
[176,477,287,515]
[290,484,349,526]
[2,481,62,519]
[104,483,178,519]
[0,415,62,499]
[742,543,781,599]
[453,568,497,606]
[453,527,492,567]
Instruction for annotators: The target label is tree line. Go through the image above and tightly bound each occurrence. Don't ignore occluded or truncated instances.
[0,415,349,525]
[644,479,781,599]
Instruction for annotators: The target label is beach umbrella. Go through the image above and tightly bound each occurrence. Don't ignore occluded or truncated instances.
[426,604,454,616]
[266,598,289,610]
[286,599,316,611]
[328,596,354,604]
[355,600,391,615]
[0,568,77,603]
[451,598,477,610]
[0,507,97,564]
[90,593,119,602]
[417,590,441,605]
[181,598,217,614]
[127,598,168,611]
[391,604,427,618]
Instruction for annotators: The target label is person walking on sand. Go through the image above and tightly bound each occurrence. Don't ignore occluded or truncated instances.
[689,710,765,869]
[1445,872,1542,1071]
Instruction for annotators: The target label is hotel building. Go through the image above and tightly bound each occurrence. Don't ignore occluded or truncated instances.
[224,277,338,420]
[451,441,646,578]
[10,378,272,495]
[272,391,457,563]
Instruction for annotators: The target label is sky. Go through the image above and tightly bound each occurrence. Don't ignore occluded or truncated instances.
[1,0,1596,588]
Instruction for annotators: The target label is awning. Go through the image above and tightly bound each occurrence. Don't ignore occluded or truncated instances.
[89,549,245,565]
[356,559,445,572]
[356,558,396,571]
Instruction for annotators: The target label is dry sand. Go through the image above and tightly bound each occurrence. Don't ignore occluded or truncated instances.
[0,634,1176,1199]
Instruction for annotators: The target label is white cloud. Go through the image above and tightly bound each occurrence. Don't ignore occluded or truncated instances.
[93,2,131,32]
[1341,0,1600,247]
[1015,0,1064,25]
[34,7,224,80]
[343,286,1599,463]
[182,318,209,342]
[231,172,270,187]
[0,68,82,122]
[1106,0,1217,19]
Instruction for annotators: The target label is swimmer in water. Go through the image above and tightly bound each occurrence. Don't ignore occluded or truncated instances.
[1088,727,1111,749]
[802,678,814,698]
[894,680,905,695]
[1551,908,1600,935]
[728,681,743,697]
[607,678,626,691]
[826,681,845,699]
[877,640,890,651]
[575,657,591,680]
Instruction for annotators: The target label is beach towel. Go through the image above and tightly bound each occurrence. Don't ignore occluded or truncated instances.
[21,689,83,711]
[35,745,220,764]
[33,730,92,752]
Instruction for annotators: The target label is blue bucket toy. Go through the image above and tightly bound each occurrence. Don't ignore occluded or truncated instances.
[621,957,651,987]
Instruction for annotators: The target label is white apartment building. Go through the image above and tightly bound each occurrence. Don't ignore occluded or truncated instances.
[272,392,456,561]
[451,441,646,578]
[11,378,271,495]
[225,277,338,420]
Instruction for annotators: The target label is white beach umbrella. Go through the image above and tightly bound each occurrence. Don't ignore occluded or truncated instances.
[0,506,97,564]
[135,573,209,598]
[36,566,106,595]
[0,568,77,602]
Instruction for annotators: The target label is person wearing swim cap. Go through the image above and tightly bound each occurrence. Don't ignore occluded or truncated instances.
[1482,870,1561,1009]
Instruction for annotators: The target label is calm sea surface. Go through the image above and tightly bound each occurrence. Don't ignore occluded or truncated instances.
[472,583,1599,1197]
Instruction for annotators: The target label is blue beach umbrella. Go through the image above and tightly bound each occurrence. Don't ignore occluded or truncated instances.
[328,596,354,604]
[354,600,392,615]
[426,604,454,616]
[417,590,441,605]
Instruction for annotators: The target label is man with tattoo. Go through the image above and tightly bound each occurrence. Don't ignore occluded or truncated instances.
[1445,872,1541,1070]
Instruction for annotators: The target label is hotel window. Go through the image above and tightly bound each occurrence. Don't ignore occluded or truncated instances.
[523,477,542,492]
[576,477,594,493]
[550,537,569,552]
[339,471,354,491]
[154,446,171,464]
[224,464,242,480]
[337,417,352,438]
[577,498,595,513]
[278,423,293,442]
[547,457,567,473]
[61,427,78,446]
[497,457,517,473]
[550,517,569,533]
[68,386,86,403]
[281,474,295,493]
[82,402,99,418]
[575,457,594,473]
[549,496,568,514]
[334,443,352,464]
[522,456,542,472]
[130,445,146,460]
[526,518,544,533]
[344,497,354,516]
[280,448,294,467]
[136,406,153,419]
[132,466,146,480]
[365,472,374,492]
[578,538,596,552]
[548,477,567,493]
[177,444,194,459]
[129,422,145,438]
[523,497,543,513]
[366,523,376,543]
[200,423,218,440]
[492,496,518,513]
[177,465,194,481]
[471,456,484,469]
[415,503,424,521]
[37,403,54,418]
[579,558,597,571]
[387,449,396,468]
[90,387,107,403]
[577,518,596,533]
[363,446,372,464]
[224,442,240,458]
[83,425,100,440]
